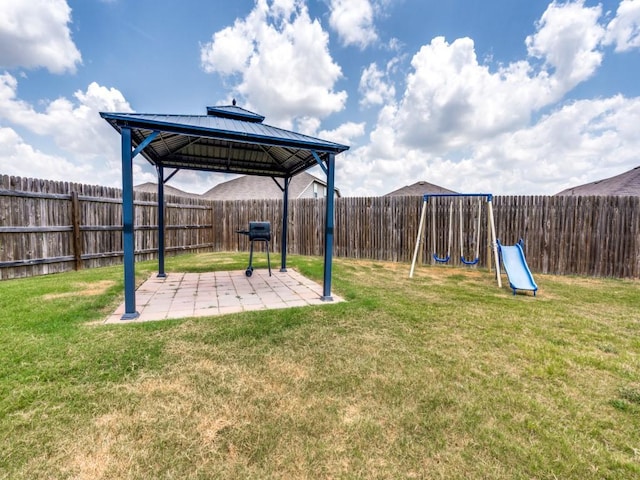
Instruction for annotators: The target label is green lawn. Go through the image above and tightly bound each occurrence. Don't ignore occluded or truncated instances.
[1,253,639,479]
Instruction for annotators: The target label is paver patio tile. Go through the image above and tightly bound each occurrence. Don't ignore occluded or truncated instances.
[105,268,343,324]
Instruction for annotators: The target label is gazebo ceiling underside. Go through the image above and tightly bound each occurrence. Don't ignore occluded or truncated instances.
[132,128,321,178]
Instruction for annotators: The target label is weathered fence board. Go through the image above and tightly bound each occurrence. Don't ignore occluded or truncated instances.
[1,174,639,280]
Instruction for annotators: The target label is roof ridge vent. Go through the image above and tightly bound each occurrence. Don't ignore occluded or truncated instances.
[206,103,265,123]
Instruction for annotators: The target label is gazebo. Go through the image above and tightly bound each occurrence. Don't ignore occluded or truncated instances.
[100,104,349,320]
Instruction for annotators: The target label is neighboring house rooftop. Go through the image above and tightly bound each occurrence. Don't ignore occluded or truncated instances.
[555,166,640,196]
[384,180,457,196]
[134,182,200,198]
[202,172,340,200]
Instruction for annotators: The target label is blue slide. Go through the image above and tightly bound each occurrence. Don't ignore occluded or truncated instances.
[497,240,538,296]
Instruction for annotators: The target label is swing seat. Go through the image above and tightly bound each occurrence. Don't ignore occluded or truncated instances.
[433,253,450,263]
[460,256,480,265]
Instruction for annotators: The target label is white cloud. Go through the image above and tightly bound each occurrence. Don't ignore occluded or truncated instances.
[381,0,607,154]
[380,0,606,154]
[466,95,640,194]
[294,116,322,136]
[334,1,639,197]
[358,62,396,107]
[0,126,92,182]
[0,0,82,74]
[0,73,132,160]
[2,0,635,201]
[200,0,346,130]
[199,19,255,75]
[394,37,550,151]
[525,0,605,91]
[338,93,640,197]
[604,0,640,52]
[328,0,378,49]
[319,121,366,147]
[0,73,142,188]
[0,127,134,187]
[0,74,227,194]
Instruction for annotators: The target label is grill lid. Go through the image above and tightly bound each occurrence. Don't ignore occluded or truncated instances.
[248,221,271,241]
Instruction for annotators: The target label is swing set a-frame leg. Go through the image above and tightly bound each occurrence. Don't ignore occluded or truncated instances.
[409,200,427,278]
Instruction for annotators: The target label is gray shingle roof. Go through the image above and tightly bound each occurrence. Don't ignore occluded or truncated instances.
[384,180,457,197]
[555,166,640,196]
[134,182,200,198]
[202,172,339,200]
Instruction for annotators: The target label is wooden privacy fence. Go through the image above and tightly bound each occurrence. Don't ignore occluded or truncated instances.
[0,176,213,279]
[1,175,639,280]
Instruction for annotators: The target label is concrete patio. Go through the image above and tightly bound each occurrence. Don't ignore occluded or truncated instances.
[104,268,343,324]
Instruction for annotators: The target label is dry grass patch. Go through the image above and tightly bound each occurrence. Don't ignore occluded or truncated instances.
[61,370,248,478]
[42,280,115,300]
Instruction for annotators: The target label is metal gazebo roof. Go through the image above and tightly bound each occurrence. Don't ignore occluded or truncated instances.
[101,104,349,320]
[101,105,348,178]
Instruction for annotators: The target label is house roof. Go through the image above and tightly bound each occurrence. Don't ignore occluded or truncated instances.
[384,180,457,197]
[100,105,349,178]
[202,172,339,200]
[134,182,200,198]
[555,166,640,196]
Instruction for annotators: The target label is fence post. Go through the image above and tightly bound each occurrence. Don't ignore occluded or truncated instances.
[71,191,82,270]
[210,203,216,251]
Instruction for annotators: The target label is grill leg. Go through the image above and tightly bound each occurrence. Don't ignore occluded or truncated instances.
[245,237,271,277]
[248,241,255,268]
[246,241,255,277]
[266,240,271,276]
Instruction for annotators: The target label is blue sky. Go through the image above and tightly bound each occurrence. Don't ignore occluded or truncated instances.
[1,0,639,196]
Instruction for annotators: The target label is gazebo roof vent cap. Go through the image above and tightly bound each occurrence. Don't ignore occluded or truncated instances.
[206,102,265,123]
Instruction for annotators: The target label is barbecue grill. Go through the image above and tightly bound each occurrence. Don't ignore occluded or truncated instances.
[237,221,272,277]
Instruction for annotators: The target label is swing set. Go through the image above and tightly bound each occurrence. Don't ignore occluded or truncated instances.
[409,193,501,288]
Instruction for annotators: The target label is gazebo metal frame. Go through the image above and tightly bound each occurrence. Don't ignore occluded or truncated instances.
[101,104,349,320]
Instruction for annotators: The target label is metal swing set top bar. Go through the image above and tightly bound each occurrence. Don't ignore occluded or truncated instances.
[409,193,502,288]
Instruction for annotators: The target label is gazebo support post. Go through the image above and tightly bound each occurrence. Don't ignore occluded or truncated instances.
[322,153,335,301]
[280,176,290,272]
[156,164,166,278]
[121,127,139,320]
